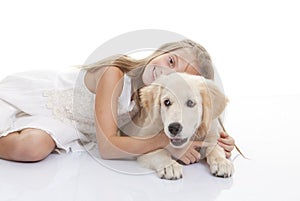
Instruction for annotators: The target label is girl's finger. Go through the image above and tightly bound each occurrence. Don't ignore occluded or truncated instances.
[218,142,234,152]
[220,131,229,138]
[225,151,232,159]
[179,157,190,165]
[218,137,231,145]
[185,152,197,164]
[218,135,235,146]
[190,148,201,162]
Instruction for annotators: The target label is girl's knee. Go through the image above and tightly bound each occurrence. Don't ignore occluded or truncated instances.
[11,129,56,162]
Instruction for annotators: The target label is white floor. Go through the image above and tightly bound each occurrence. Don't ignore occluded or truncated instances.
[1,94,300,201]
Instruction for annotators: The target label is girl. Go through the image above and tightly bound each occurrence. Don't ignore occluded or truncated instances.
[0,39,234,164]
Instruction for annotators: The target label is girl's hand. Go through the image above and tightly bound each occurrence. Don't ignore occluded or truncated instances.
[218,131,235,158]
[166,141,211,165]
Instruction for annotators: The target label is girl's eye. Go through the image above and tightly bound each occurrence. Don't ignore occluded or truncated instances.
[168,56,175,68]
[164,99,172,107]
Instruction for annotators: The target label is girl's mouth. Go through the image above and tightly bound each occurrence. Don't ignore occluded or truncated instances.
[153,66,157,80]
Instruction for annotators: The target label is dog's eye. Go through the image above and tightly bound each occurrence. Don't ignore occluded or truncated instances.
[186,99,196,107]
[164,99,172,107]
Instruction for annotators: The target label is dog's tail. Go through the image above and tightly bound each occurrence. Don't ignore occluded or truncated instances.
[218,117,250,160]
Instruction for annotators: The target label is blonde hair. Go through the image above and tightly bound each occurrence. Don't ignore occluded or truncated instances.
[80,39,215,114]
[80,39,214,80]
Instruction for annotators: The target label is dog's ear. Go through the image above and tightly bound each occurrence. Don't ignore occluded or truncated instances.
[199,78,228,119]
[139,83,162,112]
[197,77,228,136]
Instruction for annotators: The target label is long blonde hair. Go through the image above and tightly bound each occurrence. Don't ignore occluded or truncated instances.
[80,39,215,115]
[80,39,214,80]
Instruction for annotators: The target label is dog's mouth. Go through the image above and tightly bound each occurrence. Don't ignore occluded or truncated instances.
[170,137,188,147]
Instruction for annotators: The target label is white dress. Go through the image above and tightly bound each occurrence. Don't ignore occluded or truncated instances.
[0,69,136,153]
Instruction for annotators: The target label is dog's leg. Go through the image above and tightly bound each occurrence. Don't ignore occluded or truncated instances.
[137,149,183,180]
[206,144,234,178]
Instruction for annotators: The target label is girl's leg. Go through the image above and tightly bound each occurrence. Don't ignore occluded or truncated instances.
[0,128,55,162]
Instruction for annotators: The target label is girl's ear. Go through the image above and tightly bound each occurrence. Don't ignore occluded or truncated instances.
[197,77,228,135]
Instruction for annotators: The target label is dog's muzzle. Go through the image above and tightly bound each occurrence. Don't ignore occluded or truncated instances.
[168,122,188,147]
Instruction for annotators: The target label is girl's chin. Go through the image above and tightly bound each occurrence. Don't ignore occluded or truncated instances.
[142,74,153,85]
[142,66,155,85]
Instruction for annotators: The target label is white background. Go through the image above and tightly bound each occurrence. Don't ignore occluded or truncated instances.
[1,0,299,97]
[1,1,300,200]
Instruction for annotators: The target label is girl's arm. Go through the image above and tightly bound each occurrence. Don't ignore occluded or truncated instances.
[94,67,169,159]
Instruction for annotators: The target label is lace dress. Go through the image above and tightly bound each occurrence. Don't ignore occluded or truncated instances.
[0,69,136,152]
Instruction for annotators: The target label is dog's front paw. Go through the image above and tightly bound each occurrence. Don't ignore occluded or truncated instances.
[209,158,234,178]
[158,161,183,180]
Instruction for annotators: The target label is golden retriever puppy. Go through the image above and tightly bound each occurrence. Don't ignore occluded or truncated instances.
[119,72,234,180]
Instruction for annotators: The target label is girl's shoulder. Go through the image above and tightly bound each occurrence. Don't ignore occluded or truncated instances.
[85,67,125,94]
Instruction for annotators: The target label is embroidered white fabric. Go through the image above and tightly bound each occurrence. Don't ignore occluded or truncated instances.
[43,70,137,136]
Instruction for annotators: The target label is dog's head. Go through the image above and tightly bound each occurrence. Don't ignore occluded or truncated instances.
[139,72,228,148]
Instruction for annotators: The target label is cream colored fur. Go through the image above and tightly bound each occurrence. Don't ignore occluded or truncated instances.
[119,72,234,179]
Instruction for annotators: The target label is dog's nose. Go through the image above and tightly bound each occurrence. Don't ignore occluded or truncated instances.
[168,122,183,136]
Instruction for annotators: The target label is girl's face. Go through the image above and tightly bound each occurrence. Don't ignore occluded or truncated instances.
[142,49,200,85]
